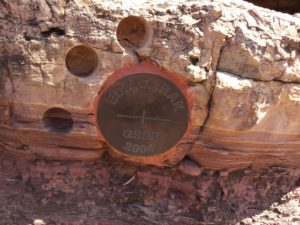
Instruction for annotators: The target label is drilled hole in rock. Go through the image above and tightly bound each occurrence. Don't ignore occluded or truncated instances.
[66,45,98,77]
[116,16,147,49]
[244,0,300,14]
[43,108,73,134]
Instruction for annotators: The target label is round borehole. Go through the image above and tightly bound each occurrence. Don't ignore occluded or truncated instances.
[43,108,73,134]
[116,16,147,50]
[66,45,98,77]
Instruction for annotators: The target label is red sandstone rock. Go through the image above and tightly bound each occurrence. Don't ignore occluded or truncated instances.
[0,0,300,169]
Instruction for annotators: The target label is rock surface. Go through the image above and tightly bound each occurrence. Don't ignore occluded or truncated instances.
[0,0,300,169]
[0,152,299,225]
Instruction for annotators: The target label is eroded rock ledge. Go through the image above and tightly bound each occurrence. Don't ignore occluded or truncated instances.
[1,0,300,169]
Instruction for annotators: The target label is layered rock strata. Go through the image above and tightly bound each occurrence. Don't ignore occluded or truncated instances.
[1,0,300,169]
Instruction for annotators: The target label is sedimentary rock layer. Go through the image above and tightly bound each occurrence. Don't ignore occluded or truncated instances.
[0,0,300,169]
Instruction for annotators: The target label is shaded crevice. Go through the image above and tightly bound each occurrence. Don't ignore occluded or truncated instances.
[244,0,300,14]
[26,18,41,27]
[217,68,300,85]
[195,77,216,138]
[184,38,227,159]
[23,32,32,41]
[197,36,229,134]
[183,74,218,159]
[41,27,65,37]
[189,55,199,66]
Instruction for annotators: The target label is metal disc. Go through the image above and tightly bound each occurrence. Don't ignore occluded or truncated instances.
[97,73,189,156]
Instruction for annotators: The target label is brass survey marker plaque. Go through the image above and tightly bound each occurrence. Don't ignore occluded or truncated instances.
[97,73,189,156]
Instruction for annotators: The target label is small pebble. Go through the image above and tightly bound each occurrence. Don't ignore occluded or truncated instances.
[179,158,203,176]
[219,170,229,177]
[33,219,46,225]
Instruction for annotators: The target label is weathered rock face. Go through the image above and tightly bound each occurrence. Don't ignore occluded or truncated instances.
[189,72,300,169]
[0,0,300,169]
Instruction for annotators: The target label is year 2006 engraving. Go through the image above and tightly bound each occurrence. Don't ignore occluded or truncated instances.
[123,142,154,154]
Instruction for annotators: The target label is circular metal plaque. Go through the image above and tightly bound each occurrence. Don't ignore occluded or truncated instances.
[97,73,189,156]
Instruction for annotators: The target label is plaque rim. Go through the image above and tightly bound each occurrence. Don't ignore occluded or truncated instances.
[92,61,192,163]
[97,72,189,156]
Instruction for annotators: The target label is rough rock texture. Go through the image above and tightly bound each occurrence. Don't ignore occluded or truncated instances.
[0,152,299,225]
[1,0,300,169]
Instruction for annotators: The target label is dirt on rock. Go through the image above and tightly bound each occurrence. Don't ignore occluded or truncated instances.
[0,152,299,225]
